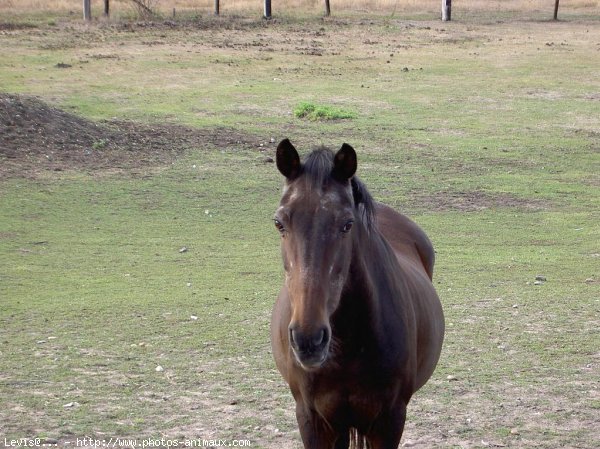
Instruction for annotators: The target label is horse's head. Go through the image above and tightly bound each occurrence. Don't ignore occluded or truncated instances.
[274,139,369,370]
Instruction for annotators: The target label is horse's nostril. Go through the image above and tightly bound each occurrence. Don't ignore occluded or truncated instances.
[289,326,329,351]
[313,328,328,347]
[313,329,324,346]
[289,328,297,348]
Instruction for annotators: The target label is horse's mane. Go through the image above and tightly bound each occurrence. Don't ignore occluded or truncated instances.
[302,148,376,231]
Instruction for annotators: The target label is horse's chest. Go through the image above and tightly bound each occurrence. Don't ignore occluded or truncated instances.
[302,365,398,428]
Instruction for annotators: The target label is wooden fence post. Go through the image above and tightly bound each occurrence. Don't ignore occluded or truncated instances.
[442,0,451,21]
[264,0,272,19]
[325,0,331,16]
[83,0,91,21]
[553,0,560,20]
[215,0,220,15]
[104,0,110,17]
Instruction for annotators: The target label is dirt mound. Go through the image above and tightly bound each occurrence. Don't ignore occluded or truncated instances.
[0,93,258,178]
[0,22,37,31]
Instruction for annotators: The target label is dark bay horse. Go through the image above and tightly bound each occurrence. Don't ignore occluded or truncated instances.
[270,139,444,449]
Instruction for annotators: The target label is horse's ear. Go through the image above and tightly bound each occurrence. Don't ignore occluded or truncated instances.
[276,139,301,180]
[333,143,357,181]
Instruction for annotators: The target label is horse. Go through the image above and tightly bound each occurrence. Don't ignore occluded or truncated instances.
[270,139,445,449]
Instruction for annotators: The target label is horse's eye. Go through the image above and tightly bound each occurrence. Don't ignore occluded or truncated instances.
[341,220,354,233]
[274,219,285,234]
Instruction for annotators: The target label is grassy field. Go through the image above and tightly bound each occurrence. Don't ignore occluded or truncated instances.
[1,3,599,449]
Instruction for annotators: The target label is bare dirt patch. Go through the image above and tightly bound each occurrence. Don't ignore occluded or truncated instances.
[0,93,261,179]
[0,22,37,31]
[412,189,550,212]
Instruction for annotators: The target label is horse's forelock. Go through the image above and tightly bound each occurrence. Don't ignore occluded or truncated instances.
[298,148,375,231]
[301,147,335,191]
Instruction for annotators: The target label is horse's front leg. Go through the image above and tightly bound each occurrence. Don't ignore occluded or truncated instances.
[296,402,339,449]
[366,402,407,449]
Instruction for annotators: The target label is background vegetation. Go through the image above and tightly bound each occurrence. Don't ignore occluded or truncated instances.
[1,0,599,19]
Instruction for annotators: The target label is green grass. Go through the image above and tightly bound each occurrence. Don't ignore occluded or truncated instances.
[293,101,357,121]
[1,9,599,448]
[0,155,284,439]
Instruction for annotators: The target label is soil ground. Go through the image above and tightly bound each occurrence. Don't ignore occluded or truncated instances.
[0,93,260,179]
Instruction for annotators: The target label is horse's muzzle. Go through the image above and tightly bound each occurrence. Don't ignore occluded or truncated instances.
[289,326,330,369]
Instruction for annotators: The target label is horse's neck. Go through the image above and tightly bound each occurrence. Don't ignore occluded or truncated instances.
[329,226,410,366]
[355,223,398,289]
[337,227,397,333]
